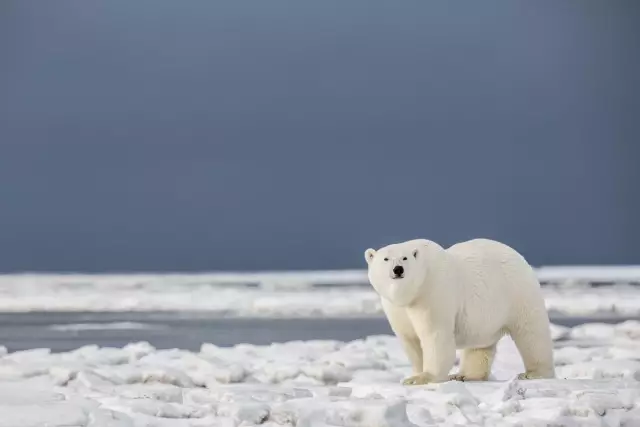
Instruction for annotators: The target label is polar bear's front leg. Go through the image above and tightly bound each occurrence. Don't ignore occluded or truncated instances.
[402,317,456,385]
[402,331,455,385]
[398,335,423,374]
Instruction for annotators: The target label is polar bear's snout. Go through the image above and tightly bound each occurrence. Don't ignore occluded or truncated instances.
[392,265,404,278]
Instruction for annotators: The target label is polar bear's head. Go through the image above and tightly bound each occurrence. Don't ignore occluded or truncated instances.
[364,240,431,306]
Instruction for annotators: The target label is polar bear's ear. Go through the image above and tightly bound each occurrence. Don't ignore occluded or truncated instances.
[365,248,376,264]
[412,248,419,259]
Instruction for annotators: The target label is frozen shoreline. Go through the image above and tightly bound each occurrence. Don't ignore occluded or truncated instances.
[0,271,639,425]
[0,275,637,317]
[0,320,638,426]
[3,265,640,288]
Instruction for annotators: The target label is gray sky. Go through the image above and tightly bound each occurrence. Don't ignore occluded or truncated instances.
[1,2,639,272]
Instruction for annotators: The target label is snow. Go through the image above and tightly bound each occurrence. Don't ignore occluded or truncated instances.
[536,265,640,286]
[0,272,638,316]
[0,321,638,426]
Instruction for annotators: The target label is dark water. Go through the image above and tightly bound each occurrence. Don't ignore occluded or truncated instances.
[0,312,636,352]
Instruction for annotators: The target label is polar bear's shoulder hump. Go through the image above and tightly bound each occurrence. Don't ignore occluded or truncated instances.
[446,238,518,256]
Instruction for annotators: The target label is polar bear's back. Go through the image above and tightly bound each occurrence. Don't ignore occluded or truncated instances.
[447,237,519,255]
[446,238,531,272]
[445,238,543,314]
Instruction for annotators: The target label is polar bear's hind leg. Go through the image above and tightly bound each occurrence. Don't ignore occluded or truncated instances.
[509,312,555,379]
[449,344,497,381]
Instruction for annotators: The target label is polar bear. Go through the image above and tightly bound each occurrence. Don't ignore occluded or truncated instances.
[364,238,555,385]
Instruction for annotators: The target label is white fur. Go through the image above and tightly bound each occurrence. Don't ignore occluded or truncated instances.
[364,238,555,385]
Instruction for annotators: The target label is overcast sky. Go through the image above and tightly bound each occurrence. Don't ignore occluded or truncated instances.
[1,2,639,272]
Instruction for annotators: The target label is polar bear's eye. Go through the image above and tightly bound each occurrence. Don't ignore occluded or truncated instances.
[402,257,408,261]
[383,258,389,261]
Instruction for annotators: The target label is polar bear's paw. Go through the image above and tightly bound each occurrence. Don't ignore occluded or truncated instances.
[448,373,489,382]
[517,371,548,380]
[402,373,437,386]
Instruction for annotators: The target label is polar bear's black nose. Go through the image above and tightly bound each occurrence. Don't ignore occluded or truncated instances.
[393,265,404,277]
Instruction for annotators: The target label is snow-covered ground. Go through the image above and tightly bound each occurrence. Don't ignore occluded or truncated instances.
[0,320,638,426]
[0,272,638,316]
[0,270,639,424]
